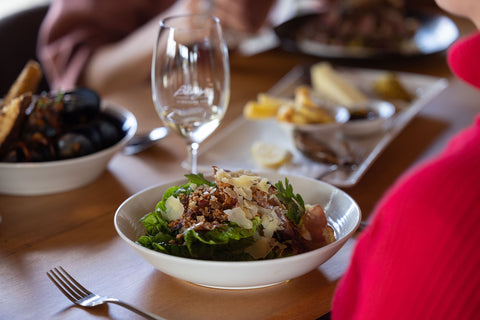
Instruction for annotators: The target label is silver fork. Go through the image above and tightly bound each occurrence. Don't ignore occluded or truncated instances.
[46,266,166,320]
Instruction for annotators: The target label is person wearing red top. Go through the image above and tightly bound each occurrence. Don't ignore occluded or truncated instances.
[331,0,480,319]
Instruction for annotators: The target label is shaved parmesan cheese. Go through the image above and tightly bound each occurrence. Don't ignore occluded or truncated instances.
[261,208,281,238]
[163,196,184,221]
[257,178,270,193]
[243,200,259,219]
[225,207,253,229]
[232,175,255,188]
[245,236,272,259]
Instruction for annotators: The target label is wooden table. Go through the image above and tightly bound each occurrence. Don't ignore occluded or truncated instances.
[1,14,479,320]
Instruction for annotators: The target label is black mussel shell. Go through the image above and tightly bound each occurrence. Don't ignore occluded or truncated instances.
[73,125,103,151]
[93,118,122,148]
[57,132,95,159]
[62,88,101,124]
[1,137,56,162]
[1,146,27,162]
[72,115,124,151]
[96,113,125,147]
[29,144,56,162]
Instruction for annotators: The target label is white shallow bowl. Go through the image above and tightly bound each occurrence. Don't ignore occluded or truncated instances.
[342,100,396,137]
[114,171,361,290]
[0,102,137,196]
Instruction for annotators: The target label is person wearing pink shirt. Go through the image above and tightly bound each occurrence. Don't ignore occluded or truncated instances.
[331,0,480,319]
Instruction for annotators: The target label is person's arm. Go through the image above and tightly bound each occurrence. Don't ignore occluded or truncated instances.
[81,1,199,95]
[83,0,278,95]
[38,0,179,93]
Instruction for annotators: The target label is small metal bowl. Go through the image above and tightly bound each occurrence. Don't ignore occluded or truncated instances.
[342,100,396,137]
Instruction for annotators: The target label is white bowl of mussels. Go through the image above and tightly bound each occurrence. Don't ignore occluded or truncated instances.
[0,88,137,195]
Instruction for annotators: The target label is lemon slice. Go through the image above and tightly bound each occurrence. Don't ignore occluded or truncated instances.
[251,142,291,169]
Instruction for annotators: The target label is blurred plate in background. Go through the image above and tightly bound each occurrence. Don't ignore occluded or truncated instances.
[274,10,459,59]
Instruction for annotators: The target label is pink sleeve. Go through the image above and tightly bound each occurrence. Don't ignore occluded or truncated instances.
[37,0,174,90]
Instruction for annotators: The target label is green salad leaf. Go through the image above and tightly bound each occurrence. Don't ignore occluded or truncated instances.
[139,211,171,235]
[155,173,215,213]
[138,214,261,261]
[274,178,305,226]
[184,173,216,187]
[183,217,261,260]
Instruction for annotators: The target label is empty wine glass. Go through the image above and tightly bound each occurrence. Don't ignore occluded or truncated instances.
[151,14,230,173]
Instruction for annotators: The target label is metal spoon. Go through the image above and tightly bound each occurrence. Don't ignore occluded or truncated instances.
[123,127,168,155]
[293,130,357,179]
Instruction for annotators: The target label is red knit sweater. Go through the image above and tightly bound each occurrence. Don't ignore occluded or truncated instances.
[332,32,480,319]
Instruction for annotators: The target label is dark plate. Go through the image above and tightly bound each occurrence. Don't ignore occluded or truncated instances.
[274,10,459,59]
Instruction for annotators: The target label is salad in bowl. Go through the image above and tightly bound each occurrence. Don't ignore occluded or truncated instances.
[137,167,335,261]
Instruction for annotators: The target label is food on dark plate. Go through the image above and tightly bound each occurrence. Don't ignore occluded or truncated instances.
[137,167,335,261]
[296,0,420,51]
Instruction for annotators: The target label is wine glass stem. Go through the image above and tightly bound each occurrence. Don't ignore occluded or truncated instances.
[188,142,199,173]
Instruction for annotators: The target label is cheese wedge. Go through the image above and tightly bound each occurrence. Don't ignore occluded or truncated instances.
[310,62,368,108]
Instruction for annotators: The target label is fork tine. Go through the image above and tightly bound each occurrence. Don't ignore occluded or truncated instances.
[47,267,91,303]
[58,266,92,296]
[51,267,85,300]
[46,269,78,303]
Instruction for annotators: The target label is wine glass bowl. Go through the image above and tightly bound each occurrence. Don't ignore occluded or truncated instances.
[151,14,230,173]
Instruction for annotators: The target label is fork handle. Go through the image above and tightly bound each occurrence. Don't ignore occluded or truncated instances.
[106,298,167,320]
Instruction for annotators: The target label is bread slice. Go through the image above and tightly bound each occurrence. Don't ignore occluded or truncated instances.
[3,60,42,107]
[0,94,31,154]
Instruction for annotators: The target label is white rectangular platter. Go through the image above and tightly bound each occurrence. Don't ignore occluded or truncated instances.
[197,65,449,187]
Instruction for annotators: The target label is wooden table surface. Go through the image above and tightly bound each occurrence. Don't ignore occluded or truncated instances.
[1,14,479,320]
